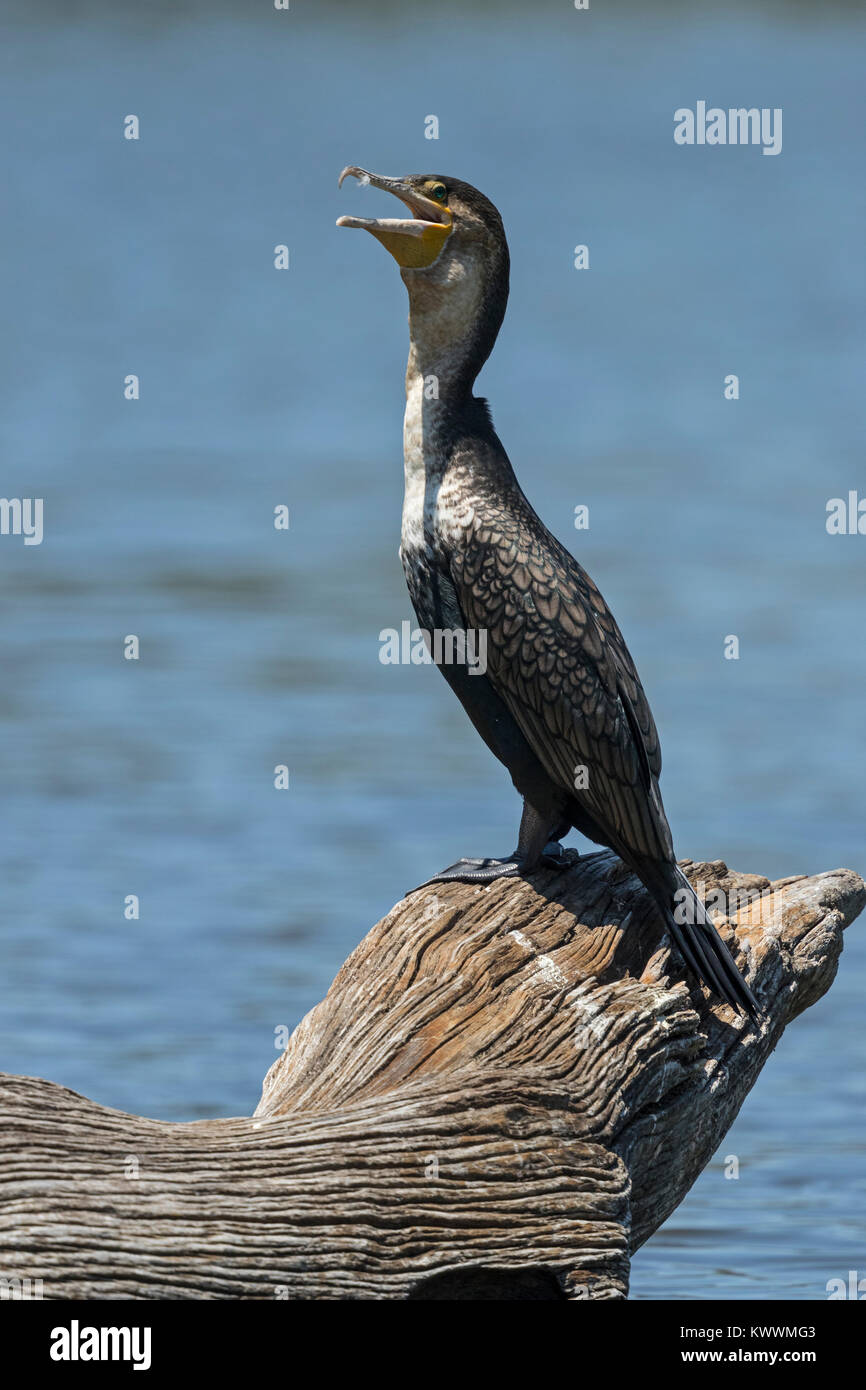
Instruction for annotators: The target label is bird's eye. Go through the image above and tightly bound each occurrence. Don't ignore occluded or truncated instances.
[429,183,447,202]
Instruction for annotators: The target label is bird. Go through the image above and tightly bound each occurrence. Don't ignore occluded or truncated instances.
[337,166,759,1018]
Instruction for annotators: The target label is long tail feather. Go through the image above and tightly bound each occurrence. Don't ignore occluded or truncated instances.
[637,859,761,1018]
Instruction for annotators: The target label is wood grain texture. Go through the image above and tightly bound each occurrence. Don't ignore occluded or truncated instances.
[1,851,862,1300]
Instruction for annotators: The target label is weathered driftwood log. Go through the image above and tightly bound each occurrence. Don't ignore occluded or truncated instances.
[0,851,862,1300]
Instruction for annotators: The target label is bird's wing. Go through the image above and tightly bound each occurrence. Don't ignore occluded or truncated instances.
[450,509,671,863]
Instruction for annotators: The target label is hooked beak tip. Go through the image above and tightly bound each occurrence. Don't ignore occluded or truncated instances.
[338,165,369,189]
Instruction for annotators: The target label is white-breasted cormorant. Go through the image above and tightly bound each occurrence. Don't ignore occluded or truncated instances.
[337,166,758,1017]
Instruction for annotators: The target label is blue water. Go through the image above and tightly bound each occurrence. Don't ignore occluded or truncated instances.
[0,1,863,1299]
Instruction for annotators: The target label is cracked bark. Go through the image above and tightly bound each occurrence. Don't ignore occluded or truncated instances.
[1,852,862,1300]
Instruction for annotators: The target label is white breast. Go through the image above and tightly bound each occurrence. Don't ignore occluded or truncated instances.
[401,372,475,563]
[401,372,428,555]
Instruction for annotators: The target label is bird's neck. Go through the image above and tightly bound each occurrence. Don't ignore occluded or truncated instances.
[403,272,485,407]
[402,346,456,508]
[400,259,509,534]
[401,333,507,555]
[401,277,491,492]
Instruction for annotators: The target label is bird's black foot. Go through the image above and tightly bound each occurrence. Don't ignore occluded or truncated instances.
[540,840,568,868]
[413,842,571,891]
[419,855,521,886]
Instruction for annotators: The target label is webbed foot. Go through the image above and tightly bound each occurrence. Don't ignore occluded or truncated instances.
[412,842,570,891]
[418,855,521,886]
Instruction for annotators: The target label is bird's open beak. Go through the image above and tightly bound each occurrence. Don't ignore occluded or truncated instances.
[337,166,452,269]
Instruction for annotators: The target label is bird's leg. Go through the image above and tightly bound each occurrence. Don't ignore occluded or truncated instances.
[541,815,573,868]
[516,803,571,872]
[414,802,570,888]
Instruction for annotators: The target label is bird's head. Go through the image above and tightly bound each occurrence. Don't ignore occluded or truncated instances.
[337,167,509,388]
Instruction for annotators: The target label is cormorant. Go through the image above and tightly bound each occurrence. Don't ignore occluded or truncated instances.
[337,166,759,1018]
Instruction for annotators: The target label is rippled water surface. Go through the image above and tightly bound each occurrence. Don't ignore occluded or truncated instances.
[0,0,864,1299]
